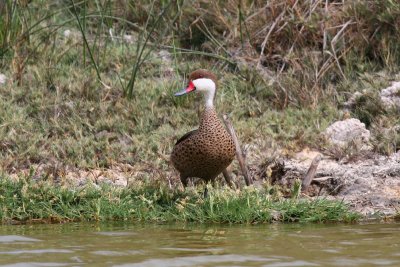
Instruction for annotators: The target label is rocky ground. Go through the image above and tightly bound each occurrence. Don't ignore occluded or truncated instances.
[280,149,400,217]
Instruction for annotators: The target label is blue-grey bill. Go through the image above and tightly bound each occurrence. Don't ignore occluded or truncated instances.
[174,89,188,96]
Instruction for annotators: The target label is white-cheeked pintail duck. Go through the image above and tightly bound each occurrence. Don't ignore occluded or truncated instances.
[171,69,235,187]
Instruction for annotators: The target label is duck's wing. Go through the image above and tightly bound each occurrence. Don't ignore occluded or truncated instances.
[175,129,198,145]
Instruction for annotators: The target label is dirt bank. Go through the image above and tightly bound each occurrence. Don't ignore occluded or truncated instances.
[267,149,400,217]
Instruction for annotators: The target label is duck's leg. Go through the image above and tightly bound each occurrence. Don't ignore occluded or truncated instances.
[203,180,214,198]
[203,186,208,198]
[180,175,188,188]
[222,169,235,189]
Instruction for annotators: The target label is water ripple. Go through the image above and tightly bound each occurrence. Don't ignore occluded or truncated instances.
[113,254,276,267]
[0,249,73,255]
[0,263,69,267]
[0,236,40,243]
[96,232,137,237]
[159,247,224,252]
[91,250,142,256]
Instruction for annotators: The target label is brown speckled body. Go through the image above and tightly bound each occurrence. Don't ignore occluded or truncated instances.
[171,107,235,186]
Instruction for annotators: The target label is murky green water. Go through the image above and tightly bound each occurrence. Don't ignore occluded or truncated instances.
[0,222,399,267]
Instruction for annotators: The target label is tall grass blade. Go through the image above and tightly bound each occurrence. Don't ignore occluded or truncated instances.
[70,0,102,82]
[125,1,173,99]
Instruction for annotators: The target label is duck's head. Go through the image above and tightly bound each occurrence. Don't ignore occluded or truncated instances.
[175,69,217,108]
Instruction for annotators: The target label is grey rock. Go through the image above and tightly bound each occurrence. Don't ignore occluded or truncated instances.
[324,118,370,147]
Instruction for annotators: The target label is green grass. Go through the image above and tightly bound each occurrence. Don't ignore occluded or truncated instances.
[0,176,359,224]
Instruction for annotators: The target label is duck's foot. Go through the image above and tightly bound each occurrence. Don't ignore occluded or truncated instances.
[222,169,236,189]
[203,187,208,198]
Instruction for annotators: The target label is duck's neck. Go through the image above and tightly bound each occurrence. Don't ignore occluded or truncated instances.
[199,107,218,131]
[201,87,217,129]
[204,89,215,109]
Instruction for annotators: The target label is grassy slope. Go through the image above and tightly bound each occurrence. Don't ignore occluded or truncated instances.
[0,1,399,223]
[0,38,398,177]
[0,56,343,171]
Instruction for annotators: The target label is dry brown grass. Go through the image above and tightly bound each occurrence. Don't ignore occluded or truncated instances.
[164,0,400,108]
[3,1,400,108]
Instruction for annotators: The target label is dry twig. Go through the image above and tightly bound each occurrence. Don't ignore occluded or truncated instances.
[301,154,322,192]
[223,114,253,186]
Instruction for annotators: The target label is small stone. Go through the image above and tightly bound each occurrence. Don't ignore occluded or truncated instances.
[0,73,7,85]
[343,91,363,109]
[380,81,400,109]
[158,50,172,63]
[63,29,71,38]
[65,101,74,109]
[123,34,134,44]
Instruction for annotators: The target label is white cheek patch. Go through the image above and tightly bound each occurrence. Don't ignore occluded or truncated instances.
[192,78,216,108]
[192,78,215,91]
